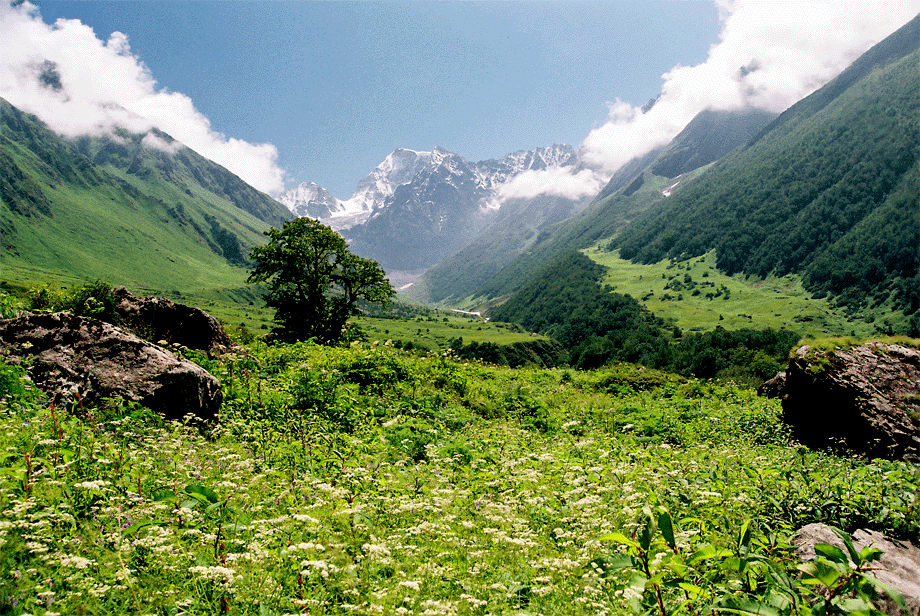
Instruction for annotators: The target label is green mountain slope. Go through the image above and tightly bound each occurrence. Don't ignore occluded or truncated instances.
[590,146,664,204]
[469,165,709,308]
[463,107,778,308]
[614,14,920,314]
[416,107,777,307]
[416,193,590,305]
[0,98,293,298]
[648,107,778,179]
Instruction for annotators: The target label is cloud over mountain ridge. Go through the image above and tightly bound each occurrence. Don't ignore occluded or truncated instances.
[0,2,285,195]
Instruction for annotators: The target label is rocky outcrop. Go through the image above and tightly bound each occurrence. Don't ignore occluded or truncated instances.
[793,523,920,615]
[111,287,236,357]
[778,342,920,460]
[756,370,786,398]
[0,312,221,421]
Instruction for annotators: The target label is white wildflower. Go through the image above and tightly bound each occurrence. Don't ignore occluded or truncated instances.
[59,555,95,569]
[188,565,236,585]
[72,480,108,491]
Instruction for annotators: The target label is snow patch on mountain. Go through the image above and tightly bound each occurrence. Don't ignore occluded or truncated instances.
[278,182,344,220]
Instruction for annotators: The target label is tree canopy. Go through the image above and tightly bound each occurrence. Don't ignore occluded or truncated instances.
[247,218,395,343]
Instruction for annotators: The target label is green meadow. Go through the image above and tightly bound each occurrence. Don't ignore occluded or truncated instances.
[1,327,916,615]
[584,248,887,338]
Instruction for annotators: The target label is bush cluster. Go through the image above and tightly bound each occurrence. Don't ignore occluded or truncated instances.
[492,251,798,381]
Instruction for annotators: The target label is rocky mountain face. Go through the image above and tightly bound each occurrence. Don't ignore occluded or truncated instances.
[278,182,344,219]
[278,144,580,272]
[345,147,496,272]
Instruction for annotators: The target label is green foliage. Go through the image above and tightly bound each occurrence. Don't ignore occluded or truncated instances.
[448,336,568,367]
[25,283,65,312]
[26,279,121,323]
[668,327,799,381]
[586,248,867,338]
[337,350,416,394]
[0,291,24,319]
[384,417,440,462]
[598,511,905,615]
[247,217,396,343]
[492,251,667,369]
[587,363,683,394]
[63,280,121,322]
[0,360,39,403]
[0,339,917,615]
[492,251,798,382]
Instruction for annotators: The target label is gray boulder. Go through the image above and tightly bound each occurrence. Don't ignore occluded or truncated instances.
[780,342,920,460]
[793,522,920,615]
[111,286,236,358]
[0,312,222,420]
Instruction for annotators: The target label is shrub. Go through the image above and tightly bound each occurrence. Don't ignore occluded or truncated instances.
[0,361,38,403]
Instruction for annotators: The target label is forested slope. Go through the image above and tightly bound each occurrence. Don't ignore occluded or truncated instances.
[465,108,778,307]
[614,14,920,314]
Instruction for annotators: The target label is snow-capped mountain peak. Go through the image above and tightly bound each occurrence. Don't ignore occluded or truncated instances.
[275,142,589,271]
[340,148,434,219]
[476,144,578,190]
[277,143,581,232]
[277,181,343,220]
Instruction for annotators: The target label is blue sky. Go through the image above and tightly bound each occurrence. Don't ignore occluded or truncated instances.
[32,1,720,197]
[4,1,917,199]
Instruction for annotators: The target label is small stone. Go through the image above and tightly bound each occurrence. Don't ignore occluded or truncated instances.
[793,522,920,616]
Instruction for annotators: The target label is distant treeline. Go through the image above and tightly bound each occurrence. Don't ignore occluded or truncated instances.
[447,338,568,369]
[490,251,797,381]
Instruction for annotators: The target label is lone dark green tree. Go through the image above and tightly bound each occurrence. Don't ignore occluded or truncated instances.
[247,218,395,343]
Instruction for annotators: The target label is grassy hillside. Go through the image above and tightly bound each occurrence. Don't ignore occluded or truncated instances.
[487,251,801,380]
[465,171,692,309]
[1,338,916,615]
[0,98,292,301]
[451,107,777,310]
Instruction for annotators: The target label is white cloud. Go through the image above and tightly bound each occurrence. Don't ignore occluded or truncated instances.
[496,167,606,203]
[498,1,918,204]
[0,2,285,195]
[581,0,919,174]
[140,131,182,154]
